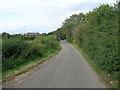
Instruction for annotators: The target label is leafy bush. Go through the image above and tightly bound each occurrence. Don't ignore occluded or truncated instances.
[76,4,119,79]
[54,4,119,79]
[35,35,60,50]
[2,34,60,71]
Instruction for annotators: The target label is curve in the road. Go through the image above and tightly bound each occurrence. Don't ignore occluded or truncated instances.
[13,40,106,88]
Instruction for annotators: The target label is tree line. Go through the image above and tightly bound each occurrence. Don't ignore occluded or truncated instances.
[50,3,119,79]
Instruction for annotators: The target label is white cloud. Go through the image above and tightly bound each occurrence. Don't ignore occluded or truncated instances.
[0,0,116,34]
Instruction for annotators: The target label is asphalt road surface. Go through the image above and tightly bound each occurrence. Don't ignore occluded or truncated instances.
[14,40,106,88]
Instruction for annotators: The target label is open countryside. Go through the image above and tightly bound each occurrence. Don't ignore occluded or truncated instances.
[1,0,120,89]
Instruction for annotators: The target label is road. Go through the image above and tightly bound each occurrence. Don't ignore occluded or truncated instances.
[13,40,106,88]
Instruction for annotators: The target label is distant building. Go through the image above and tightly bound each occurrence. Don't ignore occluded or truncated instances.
[24,32,41,37]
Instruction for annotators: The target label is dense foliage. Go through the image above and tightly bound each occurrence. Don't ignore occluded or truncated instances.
[48,28,66,40]
[53,4,119,79]
[2,33,60,71]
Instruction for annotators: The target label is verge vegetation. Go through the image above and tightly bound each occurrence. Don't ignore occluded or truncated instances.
[50,3,119,88]
[2,33,61,82]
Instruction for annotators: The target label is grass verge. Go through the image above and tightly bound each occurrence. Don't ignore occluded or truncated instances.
[3,47,61,83]
[70,42,118,88]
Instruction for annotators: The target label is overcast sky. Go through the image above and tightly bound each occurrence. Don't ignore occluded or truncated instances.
[0,0,116,34]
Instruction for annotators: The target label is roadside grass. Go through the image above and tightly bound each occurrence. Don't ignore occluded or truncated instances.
[70,42,118,88]
[3,47,61,82]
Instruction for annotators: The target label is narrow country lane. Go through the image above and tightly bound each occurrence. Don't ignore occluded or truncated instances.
[12,40,106,88]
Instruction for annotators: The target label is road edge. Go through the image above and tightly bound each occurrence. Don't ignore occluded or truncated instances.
[69,42,118,88]
[2,46,61,88]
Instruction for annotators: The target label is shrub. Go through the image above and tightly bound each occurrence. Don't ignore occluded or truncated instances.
[2,34,60,71]
[55,4,119,79]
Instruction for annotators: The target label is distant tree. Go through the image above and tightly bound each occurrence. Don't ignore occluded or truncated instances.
[2,32,11,39]
[42,33,47,36]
